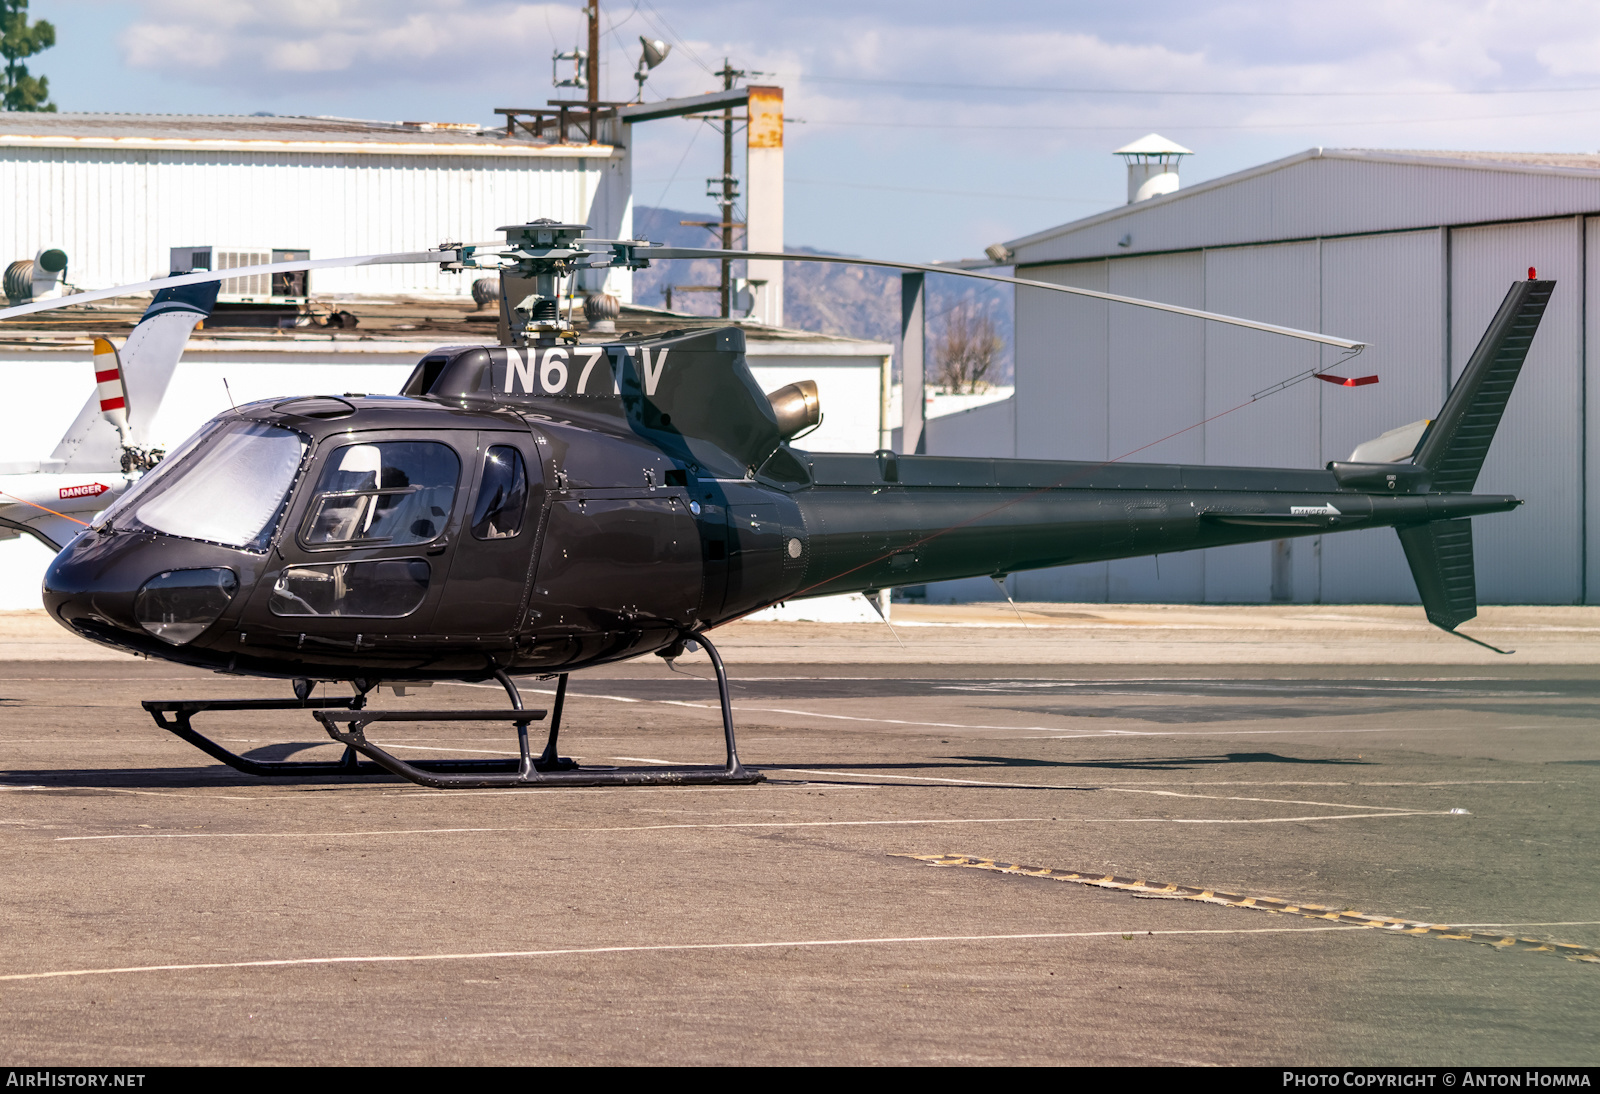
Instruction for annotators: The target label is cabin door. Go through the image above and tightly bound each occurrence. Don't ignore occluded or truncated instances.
[433,431,544,636]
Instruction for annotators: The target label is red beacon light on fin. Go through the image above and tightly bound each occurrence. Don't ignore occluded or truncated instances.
[1530,267,1538,280]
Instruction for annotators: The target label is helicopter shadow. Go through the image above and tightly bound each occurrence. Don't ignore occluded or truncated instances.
[776,751,1370,775]
[0,759,407,790]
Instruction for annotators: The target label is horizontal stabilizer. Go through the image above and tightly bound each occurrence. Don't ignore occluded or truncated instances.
[1414,279,1552,492]
[1397,519,1476,631]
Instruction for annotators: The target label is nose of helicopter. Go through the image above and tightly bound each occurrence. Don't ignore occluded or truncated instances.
[42,529,150,649]
[43,530,244,653]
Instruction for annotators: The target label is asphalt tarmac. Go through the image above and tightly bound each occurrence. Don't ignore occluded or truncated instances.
[1,654,1597,1065]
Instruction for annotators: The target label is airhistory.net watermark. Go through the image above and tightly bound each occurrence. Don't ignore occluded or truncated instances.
[5,1074,146,1088]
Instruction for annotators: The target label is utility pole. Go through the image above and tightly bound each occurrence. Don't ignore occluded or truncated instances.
[712,58,745,318]
[585,0,600,106]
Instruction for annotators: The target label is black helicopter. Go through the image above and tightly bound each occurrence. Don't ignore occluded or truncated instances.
[0,221,1549,789]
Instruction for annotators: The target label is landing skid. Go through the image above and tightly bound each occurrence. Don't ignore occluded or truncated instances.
[141,632,763,789]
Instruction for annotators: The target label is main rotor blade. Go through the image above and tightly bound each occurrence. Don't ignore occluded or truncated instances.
[646,247,1368,350]
[0,250,459,323]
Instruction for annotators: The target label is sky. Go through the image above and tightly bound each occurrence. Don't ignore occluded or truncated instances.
[25,0,1600,261]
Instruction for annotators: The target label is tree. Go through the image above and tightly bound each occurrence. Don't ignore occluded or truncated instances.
[1,0,56,112]
[933,299,1004,394]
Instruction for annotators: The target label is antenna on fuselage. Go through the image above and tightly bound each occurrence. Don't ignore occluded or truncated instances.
[861,589,905,649]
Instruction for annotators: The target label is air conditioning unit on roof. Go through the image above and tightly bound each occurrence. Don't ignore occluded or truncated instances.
[170,245,311,304]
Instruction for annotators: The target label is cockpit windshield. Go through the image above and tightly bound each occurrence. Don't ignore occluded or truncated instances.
[105,420,308,550]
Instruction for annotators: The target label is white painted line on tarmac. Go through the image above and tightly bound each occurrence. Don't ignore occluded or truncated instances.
[771,767,1427,814]
[1107,811,1450,824]
[54,816,1055,841]
[386,783,877,799]
[445,680,1080,734]
[0,784,259,801]
[0,924,1375,984]
[58,827,516,841]
[381,743,521,757]
[454,681,1565,742]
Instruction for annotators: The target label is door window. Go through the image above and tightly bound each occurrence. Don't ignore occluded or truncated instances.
[470,445,528,540]
[269,559,431,617]
[302,441,459,547]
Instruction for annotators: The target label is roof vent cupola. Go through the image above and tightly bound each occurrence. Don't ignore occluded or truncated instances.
[1115,134,1193,204]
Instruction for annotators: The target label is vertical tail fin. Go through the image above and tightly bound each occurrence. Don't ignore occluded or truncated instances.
[1397,277,1550,641]
[51,280,218,470]
[1412,278,1553,492]
[1398,519,1476,631]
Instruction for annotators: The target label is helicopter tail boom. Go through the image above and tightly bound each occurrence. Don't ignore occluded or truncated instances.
[780,453,1517,604]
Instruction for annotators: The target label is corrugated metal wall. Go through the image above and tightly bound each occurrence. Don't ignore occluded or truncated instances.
[1013,261,1110,601]
[1314,230,1447,603]
[993,218,1585,606]
[1105,252,1206,600]
[0,148,613,298]
[1201,241,1321,603]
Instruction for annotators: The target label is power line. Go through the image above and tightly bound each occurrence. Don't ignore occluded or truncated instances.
[786,178,1114,204]
[639,1,715,76]
[648,121,705,212]
[795,74,1600,98]
[797,102,1600,131]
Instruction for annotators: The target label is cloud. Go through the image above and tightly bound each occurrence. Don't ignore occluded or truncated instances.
[119,0,586,88]
[106,0,1600,158]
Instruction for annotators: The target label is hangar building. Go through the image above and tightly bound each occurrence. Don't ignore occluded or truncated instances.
[933,147,1600,608]
[0,113,633,301]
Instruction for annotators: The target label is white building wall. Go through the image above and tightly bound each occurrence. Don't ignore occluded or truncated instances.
[1105,251,1207,601]
[0,147,619,299]
[1313,230,1449,605]
[1012,261,1110,602]
[921,397,1015,458]
[746,352,888,456]
[1200,241,1322,603]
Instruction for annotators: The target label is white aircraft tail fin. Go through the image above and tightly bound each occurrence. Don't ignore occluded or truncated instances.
[51,280,219,470]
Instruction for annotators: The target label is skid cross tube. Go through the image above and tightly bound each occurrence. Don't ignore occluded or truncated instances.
[314,632,761,789]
